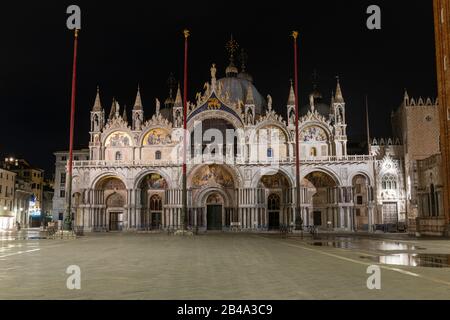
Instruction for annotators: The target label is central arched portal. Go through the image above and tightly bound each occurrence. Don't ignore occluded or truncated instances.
[190,164,237,231]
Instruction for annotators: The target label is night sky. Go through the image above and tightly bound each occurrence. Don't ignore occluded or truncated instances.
[0,1,437,175]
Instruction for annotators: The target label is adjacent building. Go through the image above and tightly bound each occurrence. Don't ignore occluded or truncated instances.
[0,168,16,230]
[52,149,89,223]
[3,158,45,227]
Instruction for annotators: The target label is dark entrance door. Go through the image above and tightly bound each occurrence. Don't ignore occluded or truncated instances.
[207,205,222,230]
[313,211,322,226]
[109,212,122,231]
[151,212,162,228]
[268,212,280,230]
[268,194,281,230]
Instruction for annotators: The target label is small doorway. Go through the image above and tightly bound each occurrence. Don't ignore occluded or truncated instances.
[313,211,322,227]
[109,212,123,231]
[207,205,222,230]
[268,194,281,230]
[382,202,398,224]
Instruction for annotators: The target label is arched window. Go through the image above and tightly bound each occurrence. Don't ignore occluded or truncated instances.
[155,151,162,160]
[268,194,281,211]
[150,194,162,211]
[115,152,122,161]
[267,148,273,158]
[310,147,317,157]
[382,174,397,190]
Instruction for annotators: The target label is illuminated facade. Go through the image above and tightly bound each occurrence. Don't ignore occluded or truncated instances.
[68,56,391,233]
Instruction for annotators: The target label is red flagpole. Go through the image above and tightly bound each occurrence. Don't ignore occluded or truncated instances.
[182,29,190,231]
[66,29,79,230]
[292,31,302,229]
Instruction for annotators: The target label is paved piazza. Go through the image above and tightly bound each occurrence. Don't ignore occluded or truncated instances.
[1,232,450,300]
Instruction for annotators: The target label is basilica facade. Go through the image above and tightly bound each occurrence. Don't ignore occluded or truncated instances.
[68,59,404,233]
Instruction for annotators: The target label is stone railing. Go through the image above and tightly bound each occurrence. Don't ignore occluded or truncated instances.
[72,155,374,169]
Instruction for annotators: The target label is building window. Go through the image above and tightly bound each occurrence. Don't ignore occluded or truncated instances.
[150,194,162,211]
[115,152,122,161]
[61,156,67,161]
[60,190,66,198]
[155,151,162,160]
[268,194,281,211]
[60,173,66,184]
[357,196,363,205]
[382,174,397,190]
[267,148,273,158]
[310,147,317,157]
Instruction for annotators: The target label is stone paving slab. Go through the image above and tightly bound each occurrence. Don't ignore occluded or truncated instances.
[0,233,449,300]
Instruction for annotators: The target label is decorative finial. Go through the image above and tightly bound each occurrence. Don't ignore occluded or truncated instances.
[239,48,248,72]
[225,35,239,76]
[183,29,190,38]
[211,63,217,80]
[312,70,319,90]
[292,31,299,39]
[226,34,239,57]
[74,29,79,38]
[155,98,161,115]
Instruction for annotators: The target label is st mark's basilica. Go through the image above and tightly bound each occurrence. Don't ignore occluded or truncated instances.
[64,42,421,233]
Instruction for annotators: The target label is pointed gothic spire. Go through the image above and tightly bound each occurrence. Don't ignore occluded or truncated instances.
[92,86,102,111]
[403,89,410,105]
[122,105,128,122]
[245,85,254,105]
[287,80,295,105]
[334,76,345,103]
[133,85,143,110]
[115,100,120,118]
[109,98,116,120]
[174,84,182,107]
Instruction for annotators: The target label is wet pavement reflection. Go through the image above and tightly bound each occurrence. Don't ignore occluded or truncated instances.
[361,254,450,268]
[305,235,450,268]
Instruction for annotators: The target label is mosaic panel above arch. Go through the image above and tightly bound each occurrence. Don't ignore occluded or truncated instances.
[141,173,168,190]
[143,128,172,146]
[300,126,328,143]
[191,165,234,188]
[105,132,132,147]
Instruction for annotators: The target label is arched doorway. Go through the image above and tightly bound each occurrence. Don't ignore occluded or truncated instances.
[353,174,370,230]
[302,171,337,228]
[206,193,223,231]
[139,173,168,230]
[106,192,125,231]
[268,194,281,230]
[93,176,127,231]
[258,171,292,230]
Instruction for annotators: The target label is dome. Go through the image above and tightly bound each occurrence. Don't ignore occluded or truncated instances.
[300,87,330,117]
[217,76,266,114]
[237,72,253,83]
[300,102,330,117]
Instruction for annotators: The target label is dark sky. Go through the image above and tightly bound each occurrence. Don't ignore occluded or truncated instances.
[0,1,437,175]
